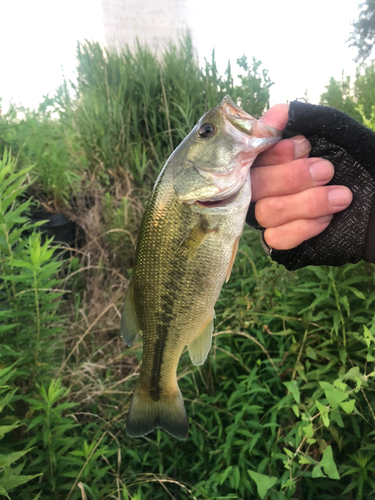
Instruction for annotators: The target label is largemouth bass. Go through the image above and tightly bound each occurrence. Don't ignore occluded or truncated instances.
[121,95,281,440]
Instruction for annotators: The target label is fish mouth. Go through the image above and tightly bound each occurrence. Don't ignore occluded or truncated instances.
[191,159,251,210]
[195,191,240,209]
[193,172,251,212]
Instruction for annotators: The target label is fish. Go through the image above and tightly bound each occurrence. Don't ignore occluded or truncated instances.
[121,95,281,440]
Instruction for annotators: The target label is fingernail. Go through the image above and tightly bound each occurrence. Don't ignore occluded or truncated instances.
[291,136,311,158]
[309,160,334,183]
[316,214,333,224]
[328,187,353,208]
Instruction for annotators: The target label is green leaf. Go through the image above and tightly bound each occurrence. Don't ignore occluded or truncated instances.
[340,399,356,414]
[247,471,277,499]
[122,485,129,500]
[283,380,300,404]
[233,466,240,490]
[0,485,10,499]
[321,446,340,479]
[339,295,350,315]
[345,366,361,380]
[306,346,317,360]
[330,409,344,428]
[283,448,294,459]
[0,449,31,468]
[347,286,366,300]
[302,423,314,438]
[0,468,41,492]
[220,466,232,485]
[364,325,375,347]
[315,400,330,427]
[312,463,326,478]
[319,381,348,409]
[312,446,340,480]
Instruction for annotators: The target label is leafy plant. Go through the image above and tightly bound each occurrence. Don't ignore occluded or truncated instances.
[24,379,78,495]
[0,104,87,209]
[0,151,66,376]
[320,62,375,122]
[3,34,375,500]
[101,192,141,264]
[349,0,375,62]
[70,35,272,188]
[0,365,40,499]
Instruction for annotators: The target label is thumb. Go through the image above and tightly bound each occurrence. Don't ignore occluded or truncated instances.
[259,103,289,131]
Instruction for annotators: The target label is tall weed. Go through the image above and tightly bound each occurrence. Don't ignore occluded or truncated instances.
[0,151,66,376]
[0,365,41,499]
[0,105,87,209]
[72,35,272,188]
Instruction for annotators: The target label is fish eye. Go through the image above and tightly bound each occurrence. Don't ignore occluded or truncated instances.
[198,122,216,139]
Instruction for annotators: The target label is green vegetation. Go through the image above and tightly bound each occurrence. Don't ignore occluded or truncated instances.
[320,64,375,123]
[349,0,375,62]
[0,103,87,209]
[1,36,375,499]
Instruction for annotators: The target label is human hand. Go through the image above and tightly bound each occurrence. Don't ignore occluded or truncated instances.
[249,101,375,270]
[250,104,352,250]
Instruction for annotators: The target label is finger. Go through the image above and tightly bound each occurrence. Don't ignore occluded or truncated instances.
[263,215,333,250]
[255,186,353,228]
[251,158,334,202]
[259,103,290,130]
[254,136,311,167]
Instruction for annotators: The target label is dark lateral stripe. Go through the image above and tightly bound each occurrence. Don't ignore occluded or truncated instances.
[150,261,184,401]
[149,203,190,401]
[150,337,166,401]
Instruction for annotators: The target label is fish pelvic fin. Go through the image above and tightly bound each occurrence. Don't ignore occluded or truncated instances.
[121,280,141,346]
[188,312,214,366]
[126,382,189,440]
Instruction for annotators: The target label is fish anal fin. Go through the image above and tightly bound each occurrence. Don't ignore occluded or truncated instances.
[121,280,141,346]
[188,313,214,366]
[126,382,188,440]
[178,216,217,259]
[226,236,240,283]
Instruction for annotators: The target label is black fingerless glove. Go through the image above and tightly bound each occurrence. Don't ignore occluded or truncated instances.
[247,101,375,270]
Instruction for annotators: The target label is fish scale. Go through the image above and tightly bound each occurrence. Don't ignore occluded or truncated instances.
[121,95,281,439]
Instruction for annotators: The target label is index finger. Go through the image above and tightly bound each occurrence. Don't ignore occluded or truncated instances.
[254,135,311,167]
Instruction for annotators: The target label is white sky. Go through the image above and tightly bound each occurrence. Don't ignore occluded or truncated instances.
[189,0,361,106]
[0,0,361,112]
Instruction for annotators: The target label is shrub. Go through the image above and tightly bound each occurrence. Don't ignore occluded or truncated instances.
[0,104,87,209]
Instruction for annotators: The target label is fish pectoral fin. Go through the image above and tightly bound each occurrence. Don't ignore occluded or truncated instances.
[121,280,141,346]
[178,216,217,259]
[188,312,214,366]
[226,236,240,283]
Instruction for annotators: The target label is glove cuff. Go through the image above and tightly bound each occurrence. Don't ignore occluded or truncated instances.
[246,203,265,231]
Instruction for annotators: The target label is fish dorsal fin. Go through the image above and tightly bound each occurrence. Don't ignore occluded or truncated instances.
[226,236,240,283]
[178,216,217,260]
[188,313,214,366]
[121,280,141,346]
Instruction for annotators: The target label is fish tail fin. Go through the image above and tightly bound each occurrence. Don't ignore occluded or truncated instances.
[126,382,189,440]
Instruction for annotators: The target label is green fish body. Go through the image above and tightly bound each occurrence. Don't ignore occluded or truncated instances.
[122,96,281,439]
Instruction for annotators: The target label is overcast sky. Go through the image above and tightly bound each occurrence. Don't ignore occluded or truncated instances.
[190,0,361,105]
[0,0,362,112]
